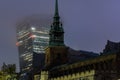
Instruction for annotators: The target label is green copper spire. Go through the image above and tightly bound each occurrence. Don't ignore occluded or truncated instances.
[49,0,64,46]
[54,0,59,17]
[54,0,60,23]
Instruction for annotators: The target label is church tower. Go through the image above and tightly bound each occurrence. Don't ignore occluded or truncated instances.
[45,0,68,68]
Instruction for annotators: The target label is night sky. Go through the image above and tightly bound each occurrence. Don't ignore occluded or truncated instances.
[1,0,120,71]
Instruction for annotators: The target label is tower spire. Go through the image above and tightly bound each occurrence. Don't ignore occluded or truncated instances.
[49,0,64,46]
[45,0,68,69]
[54,0,59,17]
[54,0,60,23]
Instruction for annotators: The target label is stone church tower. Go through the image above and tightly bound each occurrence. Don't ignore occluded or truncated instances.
[45,0,68,68]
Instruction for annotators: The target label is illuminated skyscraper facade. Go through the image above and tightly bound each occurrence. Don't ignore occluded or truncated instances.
[16,24,33,74]
[31,26,49,53]
[16,23,49,79]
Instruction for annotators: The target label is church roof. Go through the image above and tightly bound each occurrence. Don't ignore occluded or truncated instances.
[102,40,120,54]
[50,52,116,72]
[68,48,99,63]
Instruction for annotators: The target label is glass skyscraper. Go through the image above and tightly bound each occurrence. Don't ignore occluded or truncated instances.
[16,23,49,79]
[31,26,49,53]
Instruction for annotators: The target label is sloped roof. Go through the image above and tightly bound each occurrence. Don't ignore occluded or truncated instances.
[103,40,120,54]
[68,48,99,63]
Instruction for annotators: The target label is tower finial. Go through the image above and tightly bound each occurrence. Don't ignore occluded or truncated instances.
[54,0,59,17]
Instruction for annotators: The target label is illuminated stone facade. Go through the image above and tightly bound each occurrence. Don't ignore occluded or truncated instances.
[0,63,17,80]
[48,52,120,80]
[41,51,120,80]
